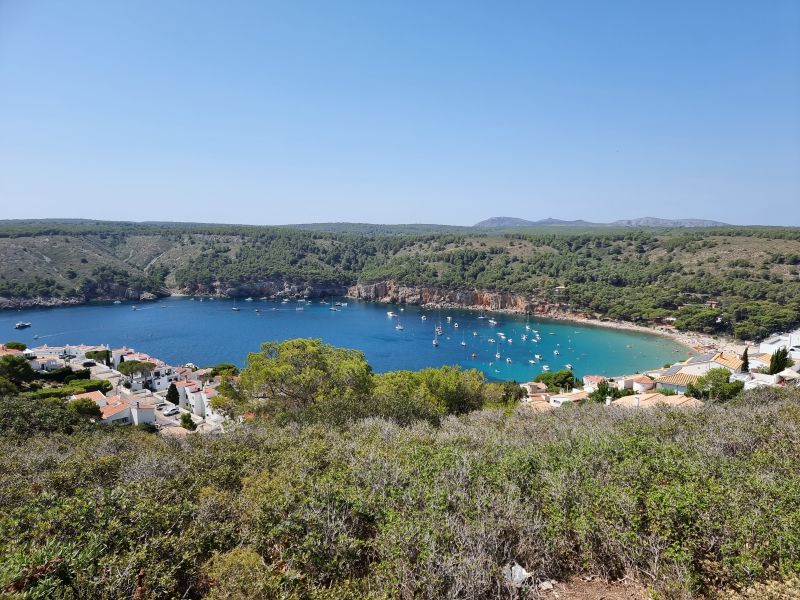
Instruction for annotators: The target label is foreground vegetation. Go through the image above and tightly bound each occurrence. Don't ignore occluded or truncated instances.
[1,221,799,339]
[1,338,800,598]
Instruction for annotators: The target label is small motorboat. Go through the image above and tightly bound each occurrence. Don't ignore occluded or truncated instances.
[113,300,122,305]
[528,359,536,365]
[15,322,31,329]
[506,357,512,364]
[554,350,560,356]
[245,297,253,302]
[387,311,396,317]
[488,318,498,326]
[542,365,551,372]
[421,315,427,321]
[231,307,240,312]
[454,322,459,328]
[565,363,573,370]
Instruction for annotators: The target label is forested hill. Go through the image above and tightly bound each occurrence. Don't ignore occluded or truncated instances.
[1,220,799,340]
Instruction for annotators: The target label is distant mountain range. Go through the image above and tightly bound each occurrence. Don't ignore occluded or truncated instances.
[473,216,729,228]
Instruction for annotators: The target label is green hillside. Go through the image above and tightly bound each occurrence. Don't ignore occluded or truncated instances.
[1,221,799,339]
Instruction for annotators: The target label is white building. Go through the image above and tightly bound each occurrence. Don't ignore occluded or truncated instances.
[759,330,800,360]
[71,390,155,426]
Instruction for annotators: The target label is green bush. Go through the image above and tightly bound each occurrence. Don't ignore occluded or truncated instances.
[1,388,798,598]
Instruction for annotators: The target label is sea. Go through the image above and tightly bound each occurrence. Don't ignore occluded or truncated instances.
[2,297,690,381]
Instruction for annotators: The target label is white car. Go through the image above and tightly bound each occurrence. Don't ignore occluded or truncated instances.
[162,406,179,417]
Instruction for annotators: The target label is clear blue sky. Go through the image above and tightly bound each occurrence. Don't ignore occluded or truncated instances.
[1,1,798,226]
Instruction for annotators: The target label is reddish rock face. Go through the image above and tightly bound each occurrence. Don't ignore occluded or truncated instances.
[347,280,566,316]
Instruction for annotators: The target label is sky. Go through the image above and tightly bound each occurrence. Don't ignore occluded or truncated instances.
[1,1,798,226]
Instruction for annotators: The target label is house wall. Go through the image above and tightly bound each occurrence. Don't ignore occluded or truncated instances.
[129,406,155,426]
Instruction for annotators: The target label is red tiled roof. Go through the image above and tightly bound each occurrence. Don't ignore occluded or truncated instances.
[100,403,130,418]
[174,380,200,388]
[72,390,107,404]
[583,375,605,383]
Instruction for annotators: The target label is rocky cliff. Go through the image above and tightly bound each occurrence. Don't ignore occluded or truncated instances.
[347,280,581,317]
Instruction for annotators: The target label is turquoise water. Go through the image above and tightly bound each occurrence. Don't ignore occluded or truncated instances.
[2,297,690,381]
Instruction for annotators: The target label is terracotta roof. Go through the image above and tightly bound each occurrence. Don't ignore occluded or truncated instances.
[174,380,199,388]
[658,395,705,408]
[613,393,704,408]
[128,401,155,409]
[583,375,605,383]
[100,402,130,418]
[72,390,107,404]
[655,372,701,386]
[712,353,743,370]
[627,375,654,384]
[203,387,218,397]
[553,390,589,402]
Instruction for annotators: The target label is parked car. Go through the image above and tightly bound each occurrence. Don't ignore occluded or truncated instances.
[155,402,167,409]
[162,406,179,417]
[82,361,96,368]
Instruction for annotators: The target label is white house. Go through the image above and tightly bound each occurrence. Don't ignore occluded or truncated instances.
[186,386,221,418]
[71,390,155,426]
[582,375,606,393]
[618,375,656,393]
[759,329,800,360]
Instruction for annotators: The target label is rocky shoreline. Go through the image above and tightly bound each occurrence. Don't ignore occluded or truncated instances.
[0,291,165,310]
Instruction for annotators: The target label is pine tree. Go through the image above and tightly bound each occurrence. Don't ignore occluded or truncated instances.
[769,347,790,375]
[166,382,180,406]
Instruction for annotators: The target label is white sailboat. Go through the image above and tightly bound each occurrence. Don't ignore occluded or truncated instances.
[432,329,439,346]
[460,331,466,347]
[395,314,404,330]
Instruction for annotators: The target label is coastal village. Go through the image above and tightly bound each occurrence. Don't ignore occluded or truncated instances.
[519,327,800,410]
[0,341,230,434]
[2,324,799,429]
